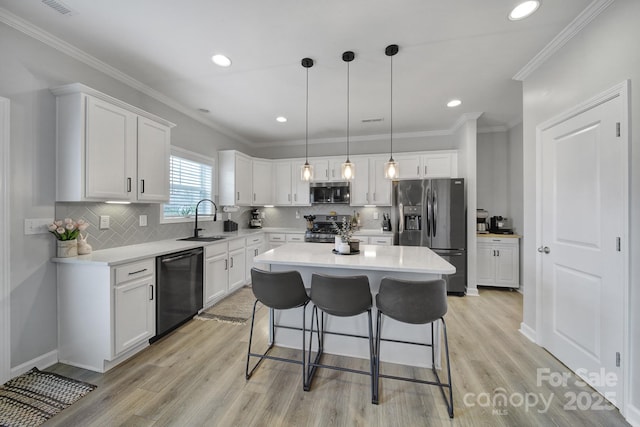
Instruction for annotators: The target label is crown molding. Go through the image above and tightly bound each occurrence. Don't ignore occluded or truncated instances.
[0,7,252,146]
[513,0,615,81]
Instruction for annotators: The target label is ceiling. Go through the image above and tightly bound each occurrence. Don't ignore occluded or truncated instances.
[0,0,593,145]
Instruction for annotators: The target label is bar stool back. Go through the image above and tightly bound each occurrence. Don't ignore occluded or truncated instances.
[375,277,453,418]
[246,268,310,388]
[306,273,377,403]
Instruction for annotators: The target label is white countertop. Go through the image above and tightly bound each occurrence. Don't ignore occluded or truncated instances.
[254,242,455,274]
[51,229,264,266]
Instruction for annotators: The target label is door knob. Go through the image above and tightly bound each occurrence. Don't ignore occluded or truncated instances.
[538,246,550,254]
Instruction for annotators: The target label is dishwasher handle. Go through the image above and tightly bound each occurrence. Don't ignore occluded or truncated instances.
[161,249,204,264]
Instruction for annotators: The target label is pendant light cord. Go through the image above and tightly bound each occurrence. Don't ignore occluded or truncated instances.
[305,65,309,162]
[346,59,350,161]
[390,53,393,160]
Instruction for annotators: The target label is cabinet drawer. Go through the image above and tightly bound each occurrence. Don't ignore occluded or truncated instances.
[369,236,392,246]
[286,234,305,242]
[228,237,245,251]
[115,259,154,284]
[205,241,227,258]
[479,237,517,245]
[245,235,264,247]
[269,233,286,242]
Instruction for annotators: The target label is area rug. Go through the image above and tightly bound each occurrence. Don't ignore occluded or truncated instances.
[0,367,96,427]
[196,286,262,324]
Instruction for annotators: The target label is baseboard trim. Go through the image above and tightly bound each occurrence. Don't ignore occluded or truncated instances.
[466,287,479,297]
[10,350,58,378]
[519,322,537,343]
[624,402,640,427]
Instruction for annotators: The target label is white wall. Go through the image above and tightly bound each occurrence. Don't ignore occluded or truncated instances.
[476,131,509,220]
[0,22,242,369]
[521,0,640,419]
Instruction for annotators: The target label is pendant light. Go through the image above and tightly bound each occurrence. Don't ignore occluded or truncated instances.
[301,57,314,181]
[384,44,399,179]
[341,51,355,181]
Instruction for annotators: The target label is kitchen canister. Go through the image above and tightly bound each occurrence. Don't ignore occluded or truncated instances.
[56,239,78,258]
[334,236,341,251]
[338,242,351,254]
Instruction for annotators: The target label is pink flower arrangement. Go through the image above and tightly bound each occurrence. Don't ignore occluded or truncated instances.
[48,218,88,241]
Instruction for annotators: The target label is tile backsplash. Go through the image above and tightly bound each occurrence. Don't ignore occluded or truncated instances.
[55,202,391,251]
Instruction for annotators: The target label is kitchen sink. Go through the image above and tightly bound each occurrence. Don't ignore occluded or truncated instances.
[177,236,226,242]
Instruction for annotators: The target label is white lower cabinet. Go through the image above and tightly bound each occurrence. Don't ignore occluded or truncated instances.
[228,238,246,293]
[204,242,229,307]
[477,236,520,288]
[366,236,393,246]
[57,258,156,373]
[267,233,286,249]
[246,235,266,279]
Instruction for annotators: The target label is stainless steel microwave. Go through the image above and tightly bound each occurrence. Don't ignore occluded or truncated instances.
[309,182,350,204]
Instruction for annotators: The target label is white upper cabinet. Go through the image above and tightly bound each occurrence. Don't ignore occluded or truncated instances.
[251,159,273,205]
[219,150,252,206]
[52,84,175,203]
[393,151,458,179]
[349,156,391,206]
[273,160,310,206]
[309,159,329,181]
[137,116,171,202]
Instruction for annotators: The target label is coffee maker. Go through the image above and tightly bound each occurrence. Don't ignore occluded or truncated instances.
[476,209,489,233]
[249,209,262,229]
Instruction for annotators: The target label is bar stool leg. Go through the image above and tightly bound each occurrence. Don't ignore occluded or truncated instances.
[374,310,382,403]
[305,305,323,391]
[246,301,272,379]
[367,309,378,404]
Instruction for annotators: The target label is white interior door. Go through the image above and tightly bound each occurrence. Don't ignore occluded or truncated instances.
[540,94,625,407]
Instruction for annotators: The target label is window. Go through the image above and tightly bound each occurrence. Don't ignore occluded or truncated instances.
[162,148,214,222]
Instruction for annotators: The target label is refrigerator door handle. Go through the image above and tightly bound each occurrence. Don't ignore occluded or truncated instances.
[398,203,404,232]
[432,188,438,237]
[426,188,432,236]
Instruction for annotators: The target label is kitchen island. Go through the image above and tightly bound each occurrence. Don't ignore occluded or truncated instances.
[254,242,455,367]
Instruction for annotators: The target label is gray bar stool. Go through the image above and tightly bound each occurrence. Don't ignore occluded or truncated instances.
[375,277,453,418]
[246,268,310,388]
[306,273,377,404]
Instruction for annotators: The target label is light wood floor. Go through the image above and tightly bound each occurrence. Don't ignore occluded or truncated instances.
[44,288,629,426]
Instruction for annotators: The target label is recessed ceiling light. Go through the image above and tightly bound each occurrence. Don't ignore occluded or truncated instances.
[447,99,462,108]
[509,1,540,21]
[198,108,210,113]
[211,54,231,67]
[276,116,287,123]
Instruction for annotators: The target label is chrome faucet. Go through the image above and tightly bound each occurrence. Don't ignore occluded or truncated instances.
[194,199,218,237]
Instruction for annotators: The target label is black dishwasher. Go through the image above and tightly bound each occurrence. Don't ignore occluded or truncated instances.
[152,248,204,342]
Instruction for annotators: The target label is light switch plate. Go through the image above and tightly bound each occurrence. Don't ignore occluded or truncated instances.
[139,215,147,227]
[99,215,110,230]
[24,218,53,235]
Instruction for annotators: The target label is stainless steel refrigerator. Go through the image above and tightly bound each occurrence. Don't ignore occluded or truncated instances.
[391,179,467,295]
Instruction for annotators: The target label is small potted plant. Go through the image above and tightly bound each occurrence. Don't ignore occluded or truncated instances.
[48,218,88,257]
[332,217,359,253]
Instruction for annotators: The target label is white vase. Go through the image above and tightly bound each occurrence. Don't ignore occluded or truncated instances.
[338,242,351,254]
[56,239,78,258]
[334,236,341,251]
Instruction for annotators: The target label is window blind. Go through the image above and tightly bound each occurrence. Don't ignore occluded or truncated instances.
[163,155,213,218]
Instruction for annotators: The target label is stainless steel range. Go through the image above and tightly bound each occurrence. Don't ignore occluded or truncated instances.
[304,214,351,243]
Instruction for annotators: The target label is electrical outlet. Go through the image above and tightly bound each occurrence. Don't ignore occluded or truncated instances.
[139,215,147,227]
[373,211,379,220]
[99,215,110,230]
[24,218,53,235]
[295,210,300,219]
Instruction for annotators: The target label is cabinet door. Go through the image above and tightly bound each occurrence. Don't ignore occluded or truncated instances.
[114,276,155,355]
[309,159,329,181]
[292,170,310,205]
[85,96,137,200]
[137,116,170,202]
[228,248,246,292]
[476,242,496,286]
[421,153,455,178]
[494,244,518,287]
[370,157,392,206]
[235,154,253,205]
[205,253,228,307]
[252,159,273,205]
[349,157,370,206]
[274,161,292,205]
[328,158,345,181]
[394,155,421,179]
